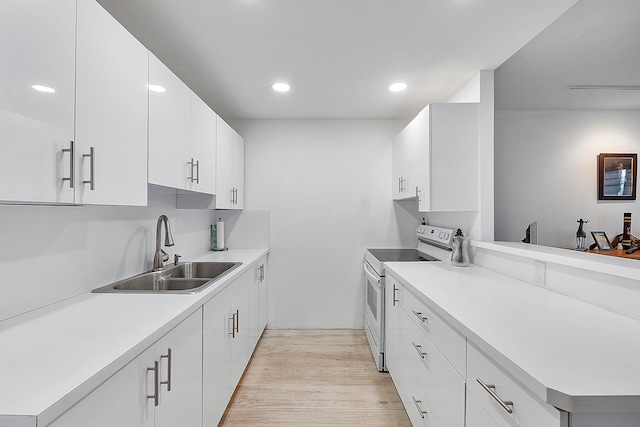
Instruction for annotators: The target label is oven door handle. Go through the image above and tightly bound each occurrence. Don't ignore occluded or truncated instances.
[364,262,381,285]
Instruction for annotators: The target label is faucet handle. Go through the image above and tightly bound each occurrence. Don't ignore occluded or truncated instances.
[174,254,182,265]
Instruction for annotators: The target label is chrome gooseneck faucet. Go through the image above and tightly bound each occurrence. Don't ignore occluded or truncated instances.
[152,215,175,271]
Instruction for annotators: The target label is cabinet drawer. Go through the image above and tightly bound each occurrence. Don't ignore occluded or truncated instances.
[402,310,465,427]
[402,285,466,377]
[467,343,563,427]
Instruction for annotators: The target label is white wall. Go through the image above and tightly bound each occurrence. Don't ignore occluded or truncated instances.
[0,189,214,321]
[495,109,640,248]
[230,119,416,329]
[439,70,494,241]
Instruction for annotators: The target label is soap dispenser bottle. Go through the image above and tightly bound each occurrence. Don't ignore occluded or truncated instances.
[451,229,470,267]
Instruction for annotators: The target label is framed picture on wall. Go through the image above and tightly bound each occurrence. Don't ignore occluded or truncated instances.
[598,153,637,200]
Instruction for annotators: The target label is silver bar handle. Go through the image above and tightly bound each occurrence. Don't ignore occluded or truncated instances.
[62,140,75,188]
[83,147,95,190]
[187,158,195,182]
[259,264,265,282]
[476,378,514,414]
[160,348,172,392]
[416,186,421,204]
[412,396,427,419]
[230,187,235,205]
[229,312,236,338]
[187,158,200,183]
[412,341,427,359]
[235,309,239,334]
[234,187,238,204]
[398,176,402,193]
[412,310,428,323]
[392,285,399,306]
[147,360,159,407]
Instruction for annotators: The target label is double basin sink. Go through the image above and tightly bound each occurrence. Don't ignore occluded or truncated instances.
[93,262,242,294]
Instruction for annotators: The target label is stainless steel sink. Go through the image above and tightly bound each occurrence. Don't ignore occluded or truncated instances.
[93,262,242,294]
[170,262,241,279]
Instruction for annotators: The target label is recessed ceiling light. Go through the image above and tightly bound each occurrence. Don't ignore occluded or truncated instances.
[389,82,408,92]
[147,84,166,93]
[272,82,290,92]
[31,84,55,93]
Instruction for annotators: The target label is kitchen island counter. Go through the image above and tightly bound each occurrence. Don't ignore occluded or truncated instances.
[385,259,640,414]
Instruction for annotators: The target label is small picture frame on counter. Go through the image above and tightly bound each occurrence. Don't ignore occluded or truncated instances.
[598,153,637,200]
[591,230,612,250]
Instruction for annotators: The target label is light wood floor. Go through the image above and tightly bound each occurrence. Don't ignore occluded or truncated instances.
[219,329,411,426]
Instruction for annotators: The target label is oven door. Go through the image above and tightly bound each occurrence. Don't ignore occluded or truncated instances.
[364,260,385,371]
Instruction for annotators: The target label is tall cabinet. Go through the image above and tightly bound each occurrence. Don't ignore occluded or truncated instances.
[392,103,479,212]
[0,0,76,204]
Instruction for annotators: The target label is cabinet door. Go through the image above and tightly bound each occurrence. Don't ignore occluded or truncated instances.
[75,0,148,206]
[215,116,234,208]
[385,275,401,373]
[232,129,245,209]
[392,106,429,203]
[188,92,216,194]
[0,0,76,204]
[258,258,268,336]
[203,307,232,426]
[229,287,251,387]
[429,103,479,212]
[148,53,191,190]
[248,264,261,351]
[154,310,203,427]
[46,346,156,427]
[467,391,500,427]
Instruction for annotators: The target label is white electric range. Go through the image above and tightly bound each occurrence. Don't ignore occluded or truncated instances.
[363,224,455,371]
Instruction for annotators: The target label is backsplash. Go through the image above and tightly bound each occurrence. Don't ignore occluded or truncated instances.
[0,188,214,322]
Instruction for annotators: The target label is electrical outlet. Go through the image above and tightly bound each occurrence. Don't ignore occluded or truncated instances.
[534,261,546,285]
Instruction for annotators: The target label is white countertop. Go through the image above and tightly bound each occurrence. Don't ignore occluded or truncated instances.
[0,248,268,426]
[385,260,640,413]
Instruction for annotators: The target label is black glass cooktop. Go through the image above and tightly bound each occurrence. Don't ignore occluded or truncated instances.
[367,248,439,262]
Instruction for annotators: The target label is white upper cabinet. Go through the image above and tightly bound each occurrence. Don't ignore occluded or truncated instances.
[149,54,217,195]
[392,103,479,212]
[0,0,76,204]
[215,116,244,209]
[148,53,191,190]
[75,0,148,206]
[188,92,217,194]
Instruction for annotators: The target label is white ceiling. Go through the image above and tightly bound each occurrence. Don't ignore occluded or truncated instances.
[97,0,580,120]
[496,0,640,110]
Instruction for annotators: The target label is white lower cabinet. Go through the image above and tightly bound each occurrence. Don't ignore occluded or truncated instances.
[385,275,401,372]
[398,306,466,427]
[153,311,203,427]
[467,342,564,427]
[47,310,203,427]
[203,259,267,425]
[467,391,501,427]
[386,272,466,427]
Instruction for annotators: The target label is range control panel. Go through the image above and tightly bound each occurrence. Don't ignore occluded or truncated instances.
[416,225,455,250]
